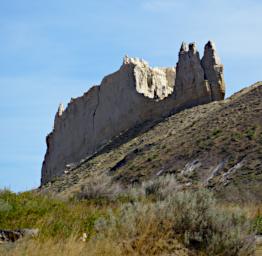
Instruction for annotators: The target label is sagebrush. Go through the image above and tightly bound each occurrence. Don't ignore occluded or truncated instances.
[0,175,259,255]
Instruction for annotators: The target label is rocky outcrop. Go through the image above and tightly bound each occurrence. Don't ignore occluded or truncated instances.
[41,41,226,185]
[128,56,176,100]
[0,229,39,243]
[201,41,225,101]
[175,42,212,103]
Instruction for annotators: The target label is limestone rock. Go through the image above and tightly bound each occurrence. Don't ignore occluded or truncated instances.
[54,103,64,127]
[132,57,176,100]
[0,229,39,243]
[123,56,176,100]
[201,41,226,101]
[41,41,226,184]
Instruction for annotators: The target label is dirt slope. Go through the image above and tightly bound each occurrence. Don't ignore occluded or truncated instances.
[41,82,262,202]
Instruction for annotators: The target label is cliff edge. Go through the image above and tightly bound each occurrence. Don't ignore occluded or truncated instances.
[41,41,225,184]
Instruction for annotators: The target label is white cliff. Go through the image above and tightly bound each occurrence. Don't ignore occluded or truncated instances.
[41,41,226,184]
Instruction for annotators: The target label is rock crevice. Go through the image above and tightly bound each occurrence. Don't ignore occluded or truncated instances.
[92,86,100,131]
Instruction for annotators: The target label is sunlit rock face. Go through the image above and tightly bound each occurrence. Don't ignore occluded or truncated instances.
[126,56,176,100]
[41,41,226,185]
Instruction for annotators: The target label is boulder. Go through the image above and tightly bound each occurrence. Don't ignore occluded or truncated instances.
[0,229,39,243]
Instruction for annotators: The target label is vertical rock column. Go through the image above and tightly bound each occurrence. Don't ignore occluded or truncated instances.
[175,42,211,101]
[201,41,225,101]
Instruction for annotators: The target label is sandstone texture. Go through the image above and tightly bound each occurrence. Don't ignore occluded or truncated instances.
[41,41,226,184]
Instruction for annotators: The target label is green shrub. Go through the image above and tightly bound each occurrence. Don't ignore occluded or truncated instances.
[75,173,124,201]
[231,132,242,141]
[141,174,180,200]
[166,190,254,255]
[0,189,102,240]
[0,181,256,255]
[254,216,262,235]
[245,127,256,140]
[212,128,222,137]
[94,189,255,255]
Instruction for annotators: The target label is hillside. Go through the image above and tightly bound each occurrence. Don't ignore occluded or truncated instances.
[40,81,262,203]
[1,82,261,256]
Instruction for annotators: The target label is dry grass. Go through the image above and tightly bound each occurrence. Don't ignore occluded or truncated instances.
[256,245,262,256]
[0,235,190,256]
[0,176,259,255]
[0,237,124,256]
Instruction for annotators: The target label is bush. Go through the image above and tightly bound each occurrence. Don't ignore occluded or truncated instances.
[142,174,179,199]
[93,189,255,256]
[166,190,255,255]
[0,190,102,240]
[0,179,256,255]
[254,216,262,235]
[125,174,181,201]
[75,173,122,201]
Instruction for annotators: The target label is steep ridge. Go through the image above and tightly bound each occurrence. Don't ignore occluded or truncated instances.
[41,82,262,203]
[41,41,225,184]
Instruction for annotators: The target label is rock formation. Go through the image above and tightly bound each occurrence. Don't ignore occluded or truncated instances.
[41,41,226,185]
[0,229,39,243]
[175,42,211,99]
[201,41,225,100]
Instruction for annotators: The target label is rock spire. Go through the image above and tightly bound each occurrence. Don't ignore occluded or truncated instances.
[201,41,225,101]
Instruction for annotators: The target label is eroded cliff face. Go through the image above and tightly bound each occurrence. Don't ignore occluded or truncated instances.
[41,41,226,185]
[201,41,225,101]
[126,57,176,100]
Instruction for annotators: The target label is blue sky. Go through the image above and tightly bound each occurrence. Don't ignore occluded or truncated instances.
[0,0,261,192]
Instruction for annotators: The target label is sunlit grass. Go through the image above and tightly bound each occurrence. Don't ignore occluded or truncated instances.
[0,176,260,255]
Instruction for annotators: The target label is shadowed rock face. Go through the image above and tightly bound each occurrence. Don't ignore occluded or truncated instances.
[175,42,211,101]
[201,41,226,101]
[41,41,226,185]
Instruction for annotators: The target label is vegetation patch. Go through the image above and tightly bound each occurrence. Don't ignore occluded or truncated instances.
[0,175,259,255]
[0,189,104,241]
[254,216,262,235]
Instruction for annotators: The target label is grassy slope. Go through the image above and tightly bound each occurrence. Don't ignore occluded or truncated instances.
[1,83,262,255]
[0,187,261,256]
[41,82,262,203]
